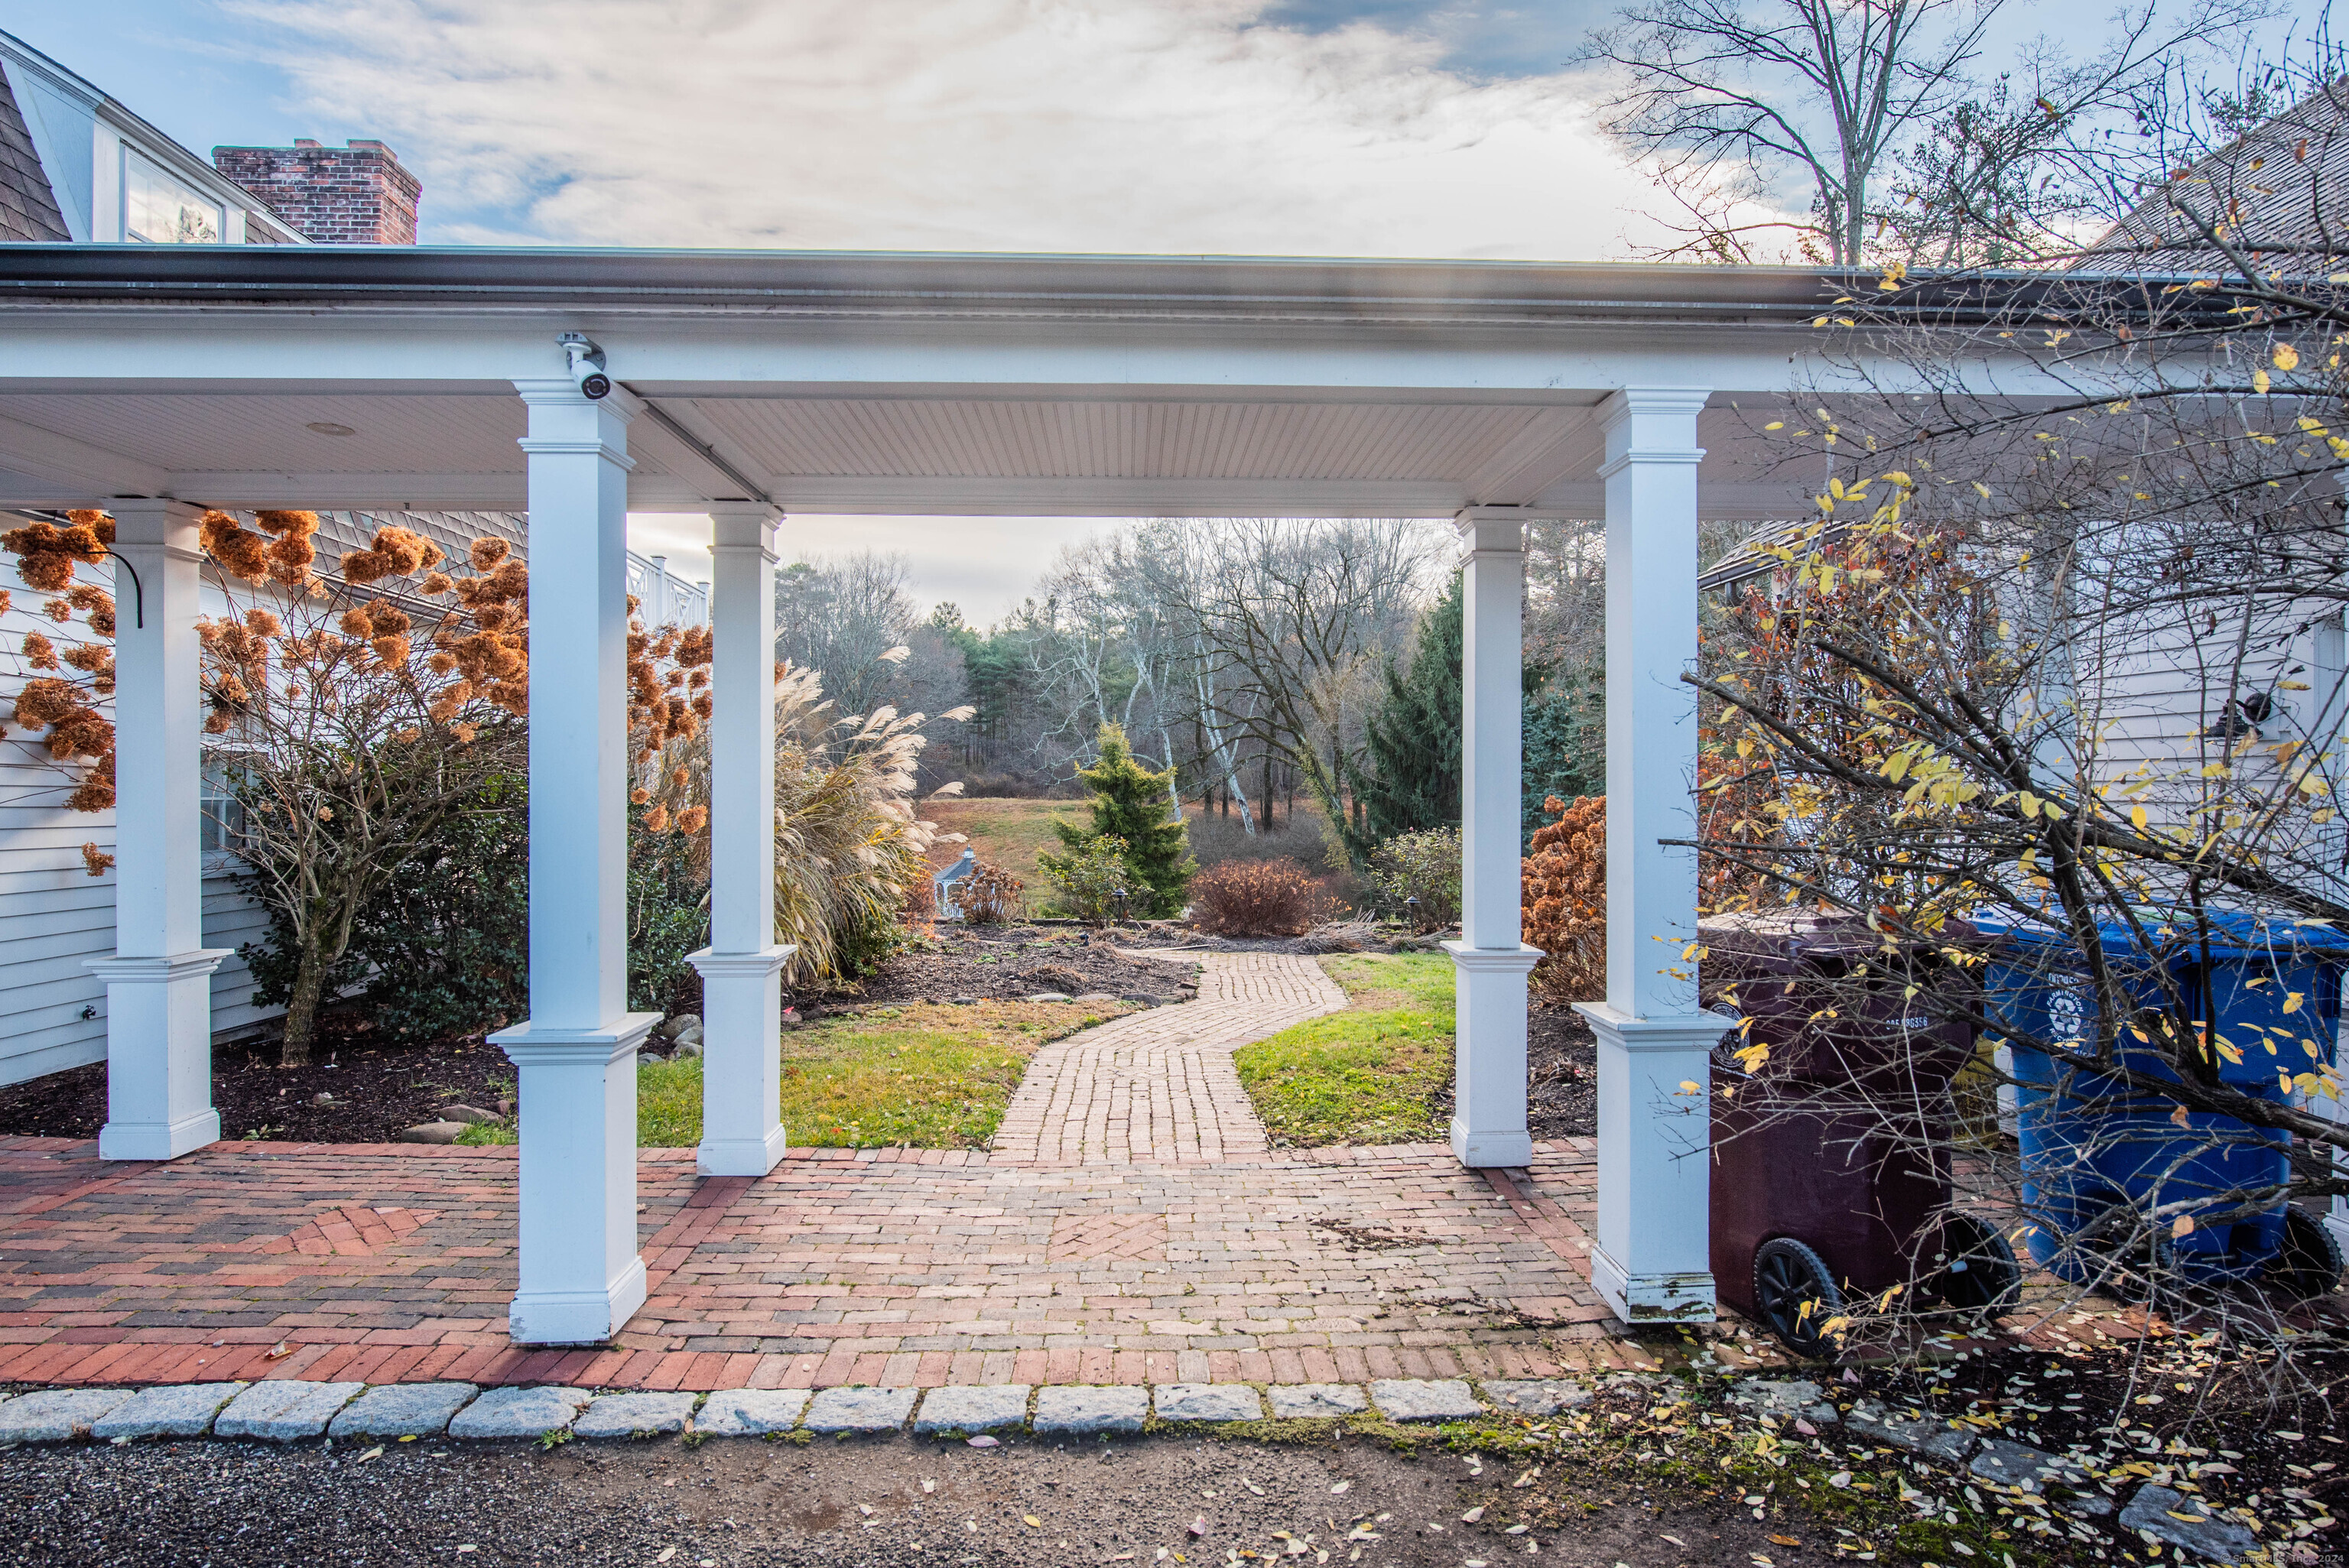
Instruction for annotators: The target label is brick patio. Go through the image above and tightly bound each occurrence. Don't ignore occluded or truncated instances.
[0,953,1698,1392]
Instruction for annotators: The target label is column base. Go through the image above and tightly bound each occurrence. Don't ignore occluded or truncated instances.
[508,1255,650,1348]
[89,950,228,1162]
[492,1012,661,1347]
[687,944,794,1177]
[1577,1001,1731,1325]
[1590,1243,1716,1323]
[1443,942,1542,1170]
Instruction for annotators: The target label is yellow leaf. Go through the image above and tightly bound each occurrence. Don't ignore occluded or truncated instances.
[2286,991,2305,1014]
[2130,804,2149,830]
[2276,342,2302,370]
[1678,1079,1703,1096]
[1972,482,1992,500]
[1025,1516,1041,1528]
[1811,316,1830,328]
[2172,1213,2195,1238]
[2255,368,2273,393]
[1766,421,1785,430]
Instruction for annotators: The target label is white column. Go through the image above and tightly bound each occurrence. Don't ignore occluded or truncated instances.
[689,502,792,1177]
[1574,387,1727,1324]
[490,380,658,1346]
[91,498,226,1161]
[1446,507,1542,1168]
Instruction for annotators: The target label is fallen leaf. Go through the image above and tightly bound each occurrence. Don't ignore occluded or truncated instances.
[922,1479,936,1494]
[967,1435,999,1447]
[1794,1420,1818,1436]
[265,1343,292,1361]
[1512,1468,1540,1488]
[1769,1537,1803,1548]
[1190,1517,1210,1538]
[1663,1536,1687,1547]
[1025,1515,1042,1528]
[859,1505,874,1517]
[655,1553,675,1566]
[1461,1507,1486,1522]
[356,1446,384,1464]
[1330,1481,1350,1495]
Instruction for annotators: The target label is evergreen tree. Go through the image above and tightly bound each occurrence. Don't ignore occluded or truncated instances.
[1360,573,1464,842]
[1522,656,1606,843]
[1048,722,1195,917]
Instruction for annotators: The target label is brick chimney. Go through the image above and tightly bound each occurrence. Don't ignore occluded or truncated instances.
[210,139,421,245]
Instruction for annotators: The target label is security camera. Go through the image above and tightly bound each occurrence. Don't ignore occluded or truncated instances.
[559,333,612,401]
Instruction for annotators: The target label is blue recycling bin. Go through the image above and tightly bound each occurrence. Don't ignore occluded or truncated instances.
[1973,909,2343,1286]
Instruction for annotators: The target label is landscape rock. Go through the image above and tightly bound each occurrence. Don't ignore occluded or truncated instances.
[803,1387,918,1433]
[658,1014,700,1040]
[1369,1379,1484,1422]
[1844,1399,1978,1464]
[696,1389,810,1437]
[1152,1384,1263,1423]
[671,1025,704,1049]
[93,1383,247,1441]
[1074,992,1119,1003]
[914,1385,1030,1434]
[0,1388,133,1441]
[215,1381,364,1441]
[329,1383,478,1440]
[2120,1484,2258,1562]
[636,1053,661,1066]
[1032,1385,1147,1434]
[447,1385,591,1440]
[1266,1384,1368,1419]
[1480,1380,1591,1417]
[670,1040,703,1060]
[1023,992,1073,1003]
[1730,1378,1837,1426]
[1969,1438,2091,1494]
[438,1105,497,1125]
[573,1391,697,1439]
[395,1122,466,1144]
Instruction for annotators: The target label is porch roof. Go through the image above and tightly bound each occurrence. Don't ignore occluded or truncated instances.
[0,245,2086,519]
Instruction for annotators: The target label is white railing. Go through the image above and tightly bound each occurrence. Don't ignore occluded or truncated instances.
[627,552,710,625]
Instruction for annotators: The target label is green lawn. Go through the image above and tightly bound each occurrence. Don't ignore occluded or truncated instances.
[1233,952,1454,1147]
[462,998,1126,1149]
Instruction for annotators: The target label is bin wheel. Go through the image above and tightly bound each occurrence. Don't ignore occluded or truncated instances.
[2264,1208,2344,1302]
[1929,1213,2022,1319]
[1753,1238,1846,1361]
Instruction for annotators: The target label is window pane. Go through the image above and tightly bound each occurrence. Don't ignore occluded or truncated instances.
[199,754,246,855]
[123,151,222,245]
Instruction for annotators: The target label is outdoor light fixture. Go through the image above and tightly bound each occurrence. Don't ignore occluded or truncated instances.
[560,333,612,400]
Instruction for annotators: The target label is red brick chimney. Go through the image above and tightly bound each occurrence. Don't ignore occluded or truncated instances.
[210,139,421,245]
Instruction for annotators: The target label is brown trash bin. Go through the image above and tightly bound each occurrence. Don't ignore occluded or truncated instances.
[1699,912,2018,1357]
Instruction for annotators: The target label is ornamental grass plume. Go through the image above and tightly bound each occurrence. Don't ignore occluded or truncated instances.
[632,649,971,984]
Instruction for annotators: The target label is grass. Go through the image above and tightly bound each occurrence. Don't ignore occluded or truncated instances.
[922,797,1092,897]
[461,998,1126,1149]
[1233,952,1454,1146]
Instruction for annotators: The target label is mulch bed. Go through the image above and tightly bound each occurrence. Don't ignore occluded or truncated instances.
[0,1014,515,1146]
[798,924,1200,1014]
[1527,1000,1596,1140]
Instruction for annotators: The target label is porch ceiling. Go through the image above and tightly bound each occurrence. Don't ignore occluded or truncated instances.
[0,245,2052,518]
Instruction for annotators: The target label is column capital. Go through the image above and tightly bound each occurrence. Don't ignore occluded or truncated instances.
[1597,388,1710,479]
[103,497,208,557]
[1452,505,1527,559]
[707,501,782,555]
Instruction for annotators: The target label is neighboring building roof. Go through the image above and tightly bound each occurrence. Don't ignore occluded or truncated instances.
[2080,80,2349,271]
[0,57,66,243]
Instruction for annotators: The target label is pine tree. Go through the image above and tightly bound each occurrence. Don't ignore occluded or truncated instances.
[1049,722,1195,917]
[1360,573,1464,843]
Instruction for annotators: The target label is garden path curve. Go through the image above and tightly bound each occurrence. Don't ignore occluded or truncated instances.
[988,951,1346,1165]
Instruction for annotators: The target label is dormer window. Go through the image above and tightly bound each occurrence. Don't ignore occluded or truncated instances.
[122,149,222,244]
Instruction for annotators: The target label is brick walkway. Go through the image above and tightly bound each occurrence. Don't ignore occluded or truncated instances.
[0,954,1668,1392]
[991,953,1344,1164]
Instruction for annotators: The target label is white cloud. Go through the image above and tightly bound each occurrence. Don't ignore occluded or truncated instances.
[238,0,1678,258]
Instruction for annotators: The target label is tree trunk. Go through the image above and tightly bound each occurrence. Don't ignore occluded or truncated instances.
[280,927,328,1068]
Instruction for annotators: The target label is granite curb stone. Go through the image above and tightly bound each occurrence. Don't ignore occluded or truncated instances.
[330,1383,479,1440]
[1266,1384,1369,1419]
[91,1383,249,1442]
[804,1387,919,1433]
[1369,1379,1484,1422]
[1480,1380,1591,1417]
[216,1381,365,1441]
[574,1391,698,1439]
[1969,1438,2091,1493]
[914,1385,1031,1434]
[1152,1384,1264,1423]
[447,1385,591,1440]
[1730,1378,1838,1426]
[695,1389,811,1437]
[1844,1399,1978,1464]
[1032,1385,1148,1434]
[2120,1484,2258,1562]
[0,1388,133,1442]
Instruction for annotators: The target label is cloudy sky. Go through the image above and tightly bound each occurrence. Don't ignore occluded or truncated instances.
[11,0,2321,616]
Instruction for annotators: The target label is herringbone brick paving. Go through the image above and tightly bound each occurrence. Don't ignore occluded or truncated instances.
[0,954,1642,1391]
